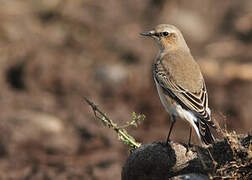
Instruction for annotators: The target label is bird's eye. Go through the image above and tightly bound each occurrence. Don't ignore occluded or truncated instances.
[162,31,169,36]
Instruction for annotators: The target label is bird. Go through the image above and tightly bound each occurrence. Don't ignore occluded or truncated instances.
[140,24,216,145]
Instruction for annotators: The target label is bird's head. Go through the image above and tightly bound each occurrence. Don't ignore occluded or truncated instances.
[140,24,189,52]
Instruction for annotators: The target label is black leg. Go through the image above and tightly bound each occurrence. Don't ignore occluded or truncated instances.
[166,115,176,145]
[188,127,192,147]
[186,127,192,153]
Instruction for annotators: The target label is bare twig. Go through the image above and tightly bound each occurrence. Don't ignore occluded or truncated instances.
[83,97,141,149]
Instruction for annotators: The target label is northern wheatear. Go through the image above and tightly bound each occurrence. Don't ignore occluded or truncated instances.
[140,24,216,145]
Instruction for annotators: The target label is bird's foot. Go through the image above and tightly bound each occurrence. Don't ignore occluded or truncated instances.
[165,139,170,146]
[185,143,193,154]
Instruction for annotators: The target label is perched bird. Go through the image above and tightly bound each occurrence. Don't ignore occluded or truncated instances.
[140,24,216,145]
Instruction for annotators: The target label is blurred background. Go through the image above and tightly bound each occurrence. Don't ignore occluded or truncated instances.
[0,0,252,179]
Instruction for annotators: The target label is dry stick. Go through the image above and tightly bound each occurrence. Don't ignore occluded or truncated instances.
[83,97,141,149]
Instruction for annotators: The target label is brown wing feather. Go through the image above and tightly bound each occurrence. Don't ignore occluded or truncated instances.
[154,67,212,126]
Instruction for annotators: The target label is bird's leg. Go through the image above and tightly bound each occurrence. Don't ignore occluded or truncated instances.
[166,115,176,145]
[186,127,192,153]
[188,126,192,147]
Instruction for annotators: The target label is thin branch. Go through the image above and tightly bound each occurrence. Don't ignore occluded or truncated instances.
[83,97,141,149]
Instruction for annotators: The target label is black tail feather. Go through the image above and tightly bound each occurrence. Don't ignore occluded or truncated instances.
[198,121,215,145]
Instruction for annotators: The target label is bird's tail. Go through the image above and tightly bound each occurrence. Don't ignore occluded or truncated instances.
[183,110,215,145]
[198,120,215,145]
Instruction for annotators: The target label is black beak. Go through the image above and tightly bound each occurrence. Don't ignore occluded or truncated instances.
[140,31,153,37]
